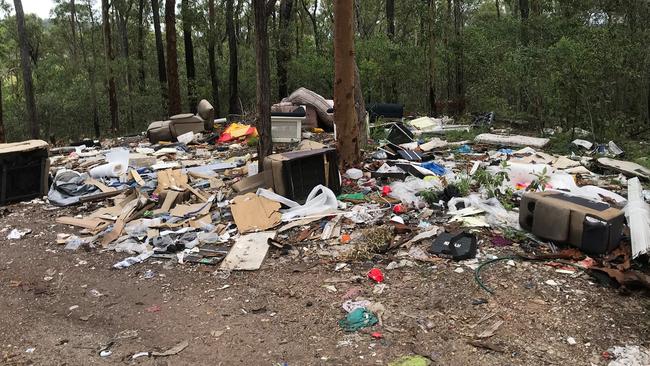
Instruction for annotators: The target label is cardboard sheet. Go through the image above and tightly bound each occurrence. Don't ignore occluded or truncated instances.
[56,217,108,230]
[130,169,146,186]
[155,169,189,193]
[84,178,117,193]
[169,200,212,218]
[101,197,140,247]
[189,214,212,228]
[230,193,282,233]
[182,183,208,202]
[154,190,181,215]
[220,231,276,271]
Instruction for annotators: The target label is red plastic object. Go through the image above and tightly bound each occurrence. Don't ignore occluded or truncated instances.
[393,204,407,214]
[382,186,392,196]
[145,305,161,313]
[367,268,384,283]
[371,332,383,339]
[340,234,351,244]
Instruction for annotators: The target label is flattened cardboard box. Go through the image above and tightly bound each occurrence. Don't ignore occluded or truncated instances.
[230,193,282,234]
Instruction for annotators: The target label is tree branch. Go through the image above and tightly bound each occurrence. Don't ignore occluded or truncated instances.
[266,0,276,17]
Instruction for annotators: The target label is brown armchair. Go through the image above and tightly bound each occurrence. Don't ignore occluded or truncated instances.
[147,99,215,143]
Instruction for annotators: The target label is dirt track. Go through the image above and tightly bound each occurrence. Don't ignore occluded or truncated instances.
[1,201,649,365]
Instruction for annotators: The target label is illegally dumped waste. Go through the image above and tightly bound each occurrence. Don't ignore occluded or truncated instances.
[625,178,650,259]
[388,355,432,366]
[607,345,650,366]
[2,95,650,366]
[338,307,378,332]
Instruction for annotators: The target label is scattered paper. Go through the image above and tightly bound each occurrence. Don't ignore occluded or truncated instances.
[7,228,31,240]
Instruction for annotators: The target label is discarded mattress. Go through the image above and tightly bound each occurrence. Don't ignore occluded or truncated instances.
[474,133,550,148]
[282,87,333,129]
[597,157,650,180]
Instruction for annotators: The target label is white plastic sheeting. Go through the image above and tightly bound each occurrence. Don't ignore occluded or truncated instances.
[625,178,650,259]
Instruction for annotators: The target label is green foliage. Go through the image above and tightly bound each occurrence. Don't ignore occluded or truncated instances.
[369,122,388,141]
[436,126,488,143]
[419,189,440,207]
[528,166,550,192]
[0,0,648,144]
[455,175,472,197]
[474,161,514,209]
[474,165,508,199]
[246,136,259,147]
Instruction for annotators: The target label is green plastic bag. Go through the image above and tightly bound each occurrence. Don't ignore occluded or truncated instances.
[337,193,366,201]
[338,307,378,332]
[388,355,431,366]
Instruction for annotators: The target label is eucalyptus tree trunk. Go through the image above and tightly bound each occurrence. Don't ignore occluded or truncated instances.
[226,0,242,114]
[253,0,275,169]
[277,0,293,99]
[165,0,182,116]
[137,0,146,92]
[334,0,360,166]
[151,0,168,111]
[181,0,197,112]
[207,0,221,117]
[101,0,119,132]
[14,0,40,138]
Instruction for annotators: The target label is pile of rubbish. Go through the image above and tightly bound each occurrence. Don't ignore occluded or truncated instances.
[3,114,650,278]
[3,102,650,350]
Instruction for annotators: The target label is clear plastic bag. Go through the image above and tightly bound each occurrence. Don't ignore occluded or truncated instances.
[280,185,339,221]
[388,177,443,206]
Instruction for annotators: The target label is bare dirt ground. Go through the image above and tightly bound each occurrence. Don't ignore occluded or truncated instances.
[2,201,650,366]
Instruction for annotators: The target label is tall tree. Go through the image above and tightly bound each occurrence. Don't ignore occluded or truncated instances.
[165,0,182,115]
[136,0,146,92]
[334,0,360,166]
[384,0,396,102]
[252,0,275,169]
[428,0,437,116]
[101,0,119,132]
[14,0,39,138]
[495,0,500,18]
[116,0,135,128]
[386,0,395,39]
[445,0,452,107]
[0,76,5,143]
[519,0,529,113]
[83,0,101,137]
[277,0,293,98]
[69,0,78,56]
[226,0,241,114]
[354,62,367,147]
[181,0,197,112]
[300,0,319,50]
[519,0,529,45]
[207,0,221,117]
[151,0,167,111]
[453,0,465,113]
